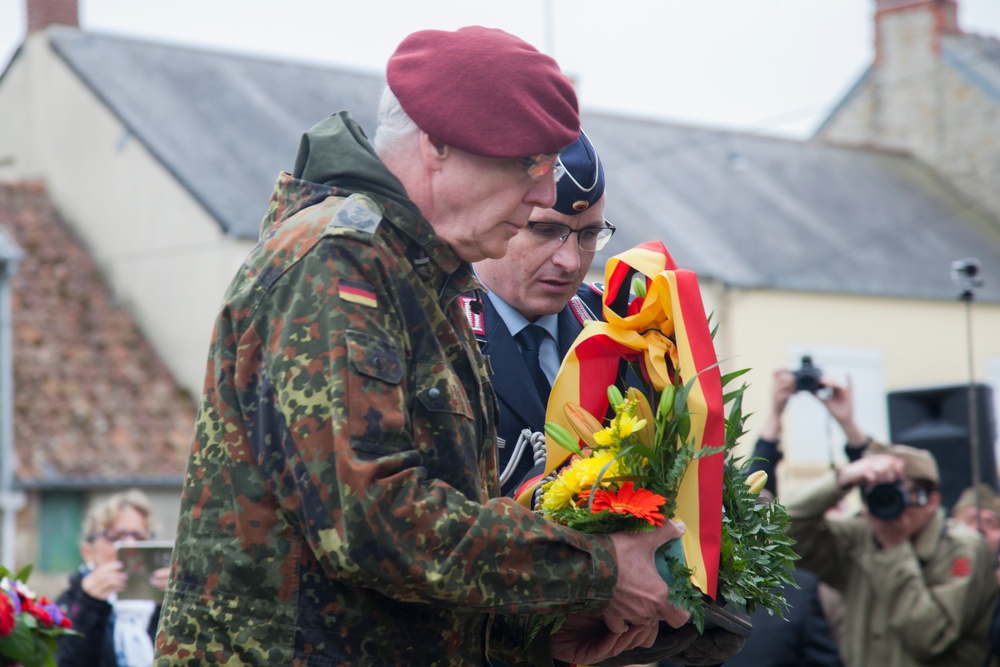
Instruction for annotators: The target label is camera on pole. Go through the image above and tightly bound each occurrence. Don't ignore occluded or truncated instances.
[951,258,982,300]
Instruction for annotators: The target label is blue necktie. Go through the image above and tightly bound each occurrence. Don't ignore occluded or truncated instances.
[517,324,551,406]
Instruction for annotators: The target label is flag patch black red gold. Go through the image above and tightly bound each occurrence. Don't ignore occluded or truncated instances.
[340,280,377,308]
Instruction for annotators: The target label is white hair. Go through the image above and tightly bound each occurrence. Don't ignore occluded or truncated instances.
[372,85,420,157]
[81,487,157,545]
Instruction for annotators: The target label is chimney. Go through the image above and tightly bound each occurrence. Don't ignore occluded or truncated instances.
[874,0,959,63]
[26,0,79,34]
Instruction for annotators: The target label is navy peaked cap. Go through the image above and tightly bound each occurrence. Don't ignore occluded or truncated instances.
[553,130,605,215]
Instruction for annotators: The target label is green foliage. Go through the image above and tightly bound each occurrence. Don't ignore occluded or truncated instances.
[663,548,703,631]
[715,386,799,617]
[545,504,656,534]
[637,363,798,625]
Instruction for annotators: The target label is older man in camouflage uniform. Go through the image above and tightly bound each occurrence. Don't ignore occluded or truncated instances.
[154,27,699,667]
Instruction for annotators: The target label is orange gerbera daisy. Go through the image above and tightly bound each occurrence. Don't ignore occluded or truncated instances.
[585,482,667,526]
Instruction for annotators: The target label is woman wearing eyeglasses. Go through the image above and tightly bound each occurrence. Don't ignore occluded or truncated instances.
[54,489,166,667]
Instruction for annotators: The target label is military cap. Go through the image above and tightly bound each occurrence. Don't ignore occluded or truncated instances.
[553,130,605,215]
[865,442,940,484]
[386,26,579,158]
[952,483,1000,515]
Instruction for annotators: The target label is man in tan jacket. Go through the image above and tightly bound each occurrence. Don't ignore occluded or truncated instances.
[786,443,998,667]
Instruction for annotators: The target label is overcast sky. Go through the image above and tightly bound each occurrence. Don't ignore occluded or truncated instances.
[2,0,1000,138]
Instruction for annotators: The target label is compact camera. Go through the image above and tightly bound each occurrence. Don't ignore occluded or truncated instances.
[792,355,824,394]
[863,482,929,521]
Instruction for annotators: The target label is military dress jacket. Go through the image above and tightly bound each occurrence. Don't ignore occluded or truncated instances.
[787,472,999,667]
[153,112,618,667]
[467,285,603,496]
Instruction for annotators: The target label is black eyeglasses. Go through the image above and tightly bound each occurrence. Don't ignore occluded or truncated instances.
[526,220,616,252]
[86,529,152,543]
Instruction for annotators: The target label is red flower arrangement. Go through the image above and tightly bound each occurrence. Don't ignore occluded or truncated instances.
[0,565,75,667]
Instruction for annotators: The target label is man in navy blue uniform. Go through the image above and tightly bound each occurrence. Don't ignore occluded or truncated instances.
[468,130,614,497]
[470,132,747,667]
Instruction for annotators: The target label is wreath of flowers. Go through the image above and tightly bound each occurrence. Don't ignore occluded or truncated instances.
[536,272,798,631]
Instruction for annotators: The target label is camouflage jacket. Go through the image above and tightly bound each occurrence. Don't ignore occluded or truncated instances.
[154,112,617,667]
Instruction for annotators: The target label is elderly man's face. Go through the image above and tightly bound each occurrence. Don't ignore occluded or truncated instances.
[954,506,1000,555]
[474,195,606,321]
[428,148,560,263]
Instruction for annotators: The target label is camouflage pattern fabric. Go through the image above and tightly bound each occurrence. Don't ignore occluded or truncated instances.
[153,112,617,667]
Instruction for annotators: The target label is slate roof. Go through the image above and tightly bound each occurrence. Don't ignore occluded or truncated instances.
[47,27,386,240]
[586,114,1000,303]
[0,183,194,486]
[34,27,1000,304]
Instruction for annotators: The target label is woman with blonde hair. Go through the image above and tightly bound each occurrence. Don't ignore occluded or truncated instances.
[54,489,167,667]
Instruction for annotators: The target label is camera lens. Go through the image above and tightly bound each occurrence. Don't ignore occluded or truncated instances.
[864,483,907,521]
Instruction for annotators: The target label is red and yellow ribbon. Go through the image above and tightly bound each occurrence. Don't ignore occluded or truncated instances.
[517,241,724,598]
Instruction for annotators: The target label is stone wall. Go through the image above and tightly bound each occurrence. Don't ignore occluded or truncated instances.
[819,1,1000,221]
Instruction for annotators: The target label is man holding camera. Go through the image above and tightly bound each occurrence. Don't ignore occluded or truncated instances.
[786,443,998,667]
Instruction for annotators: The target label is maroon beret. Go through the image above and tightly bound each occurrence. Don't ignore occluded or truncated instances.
[387,26,580,158]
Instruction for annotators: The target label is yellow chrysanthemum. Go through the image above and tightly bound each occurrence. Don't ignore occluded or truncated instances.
[542,451,621,512]
[540,476,578,511]
[572,451,619,490]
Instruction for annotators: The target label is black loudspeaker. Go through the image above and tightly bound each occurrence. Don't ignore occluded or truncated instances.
[887,383,997,512]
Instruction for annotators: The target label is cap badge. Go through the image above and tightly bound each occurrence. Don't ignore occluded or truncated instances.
[572,200,590,212]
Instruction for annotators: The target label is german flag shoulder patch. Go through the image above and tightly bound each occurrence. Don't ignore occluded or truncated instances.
[340,279,378,308]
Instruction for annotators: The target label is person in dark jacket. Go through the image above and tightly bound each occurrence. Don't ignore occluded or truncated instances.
[55,488,167,667]
[472,131,745,667]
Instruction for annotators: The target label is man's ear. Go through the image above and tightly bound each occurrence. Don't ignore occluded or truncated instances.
[420,132,449,168]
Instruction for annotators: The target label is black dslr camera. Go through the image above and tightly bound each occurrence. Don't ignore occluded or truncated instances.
[792,355,824,394]
[863,482,929,521]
